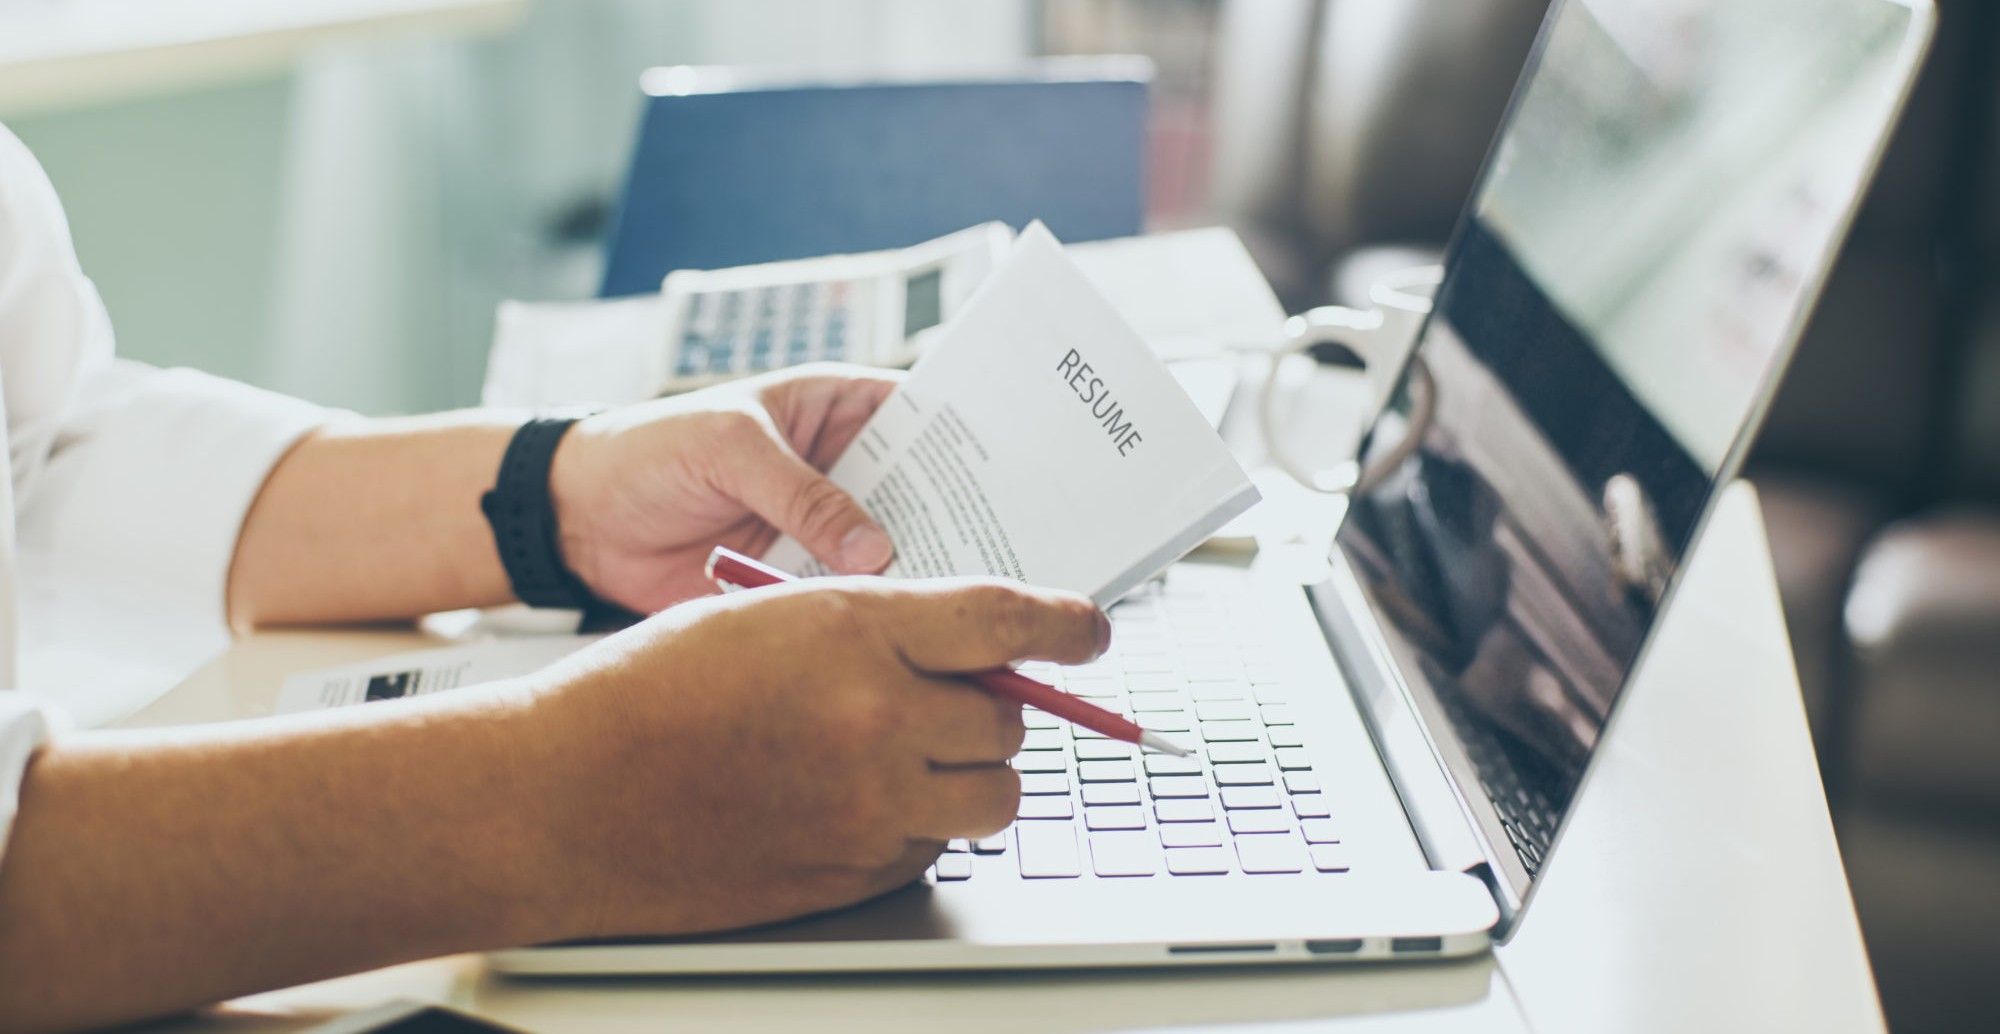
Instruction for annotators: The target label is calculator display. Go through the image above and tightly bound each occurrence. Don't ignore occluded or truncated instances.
[903,268,944,339]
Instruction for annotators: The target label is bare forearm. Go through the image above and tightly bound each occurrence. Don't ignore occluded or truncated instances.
[0,686,571,1034]
[228,411,528,628]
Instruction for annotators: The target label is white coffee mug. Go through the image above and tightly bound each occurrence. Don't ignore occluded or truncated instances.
[1259,265,1443,494]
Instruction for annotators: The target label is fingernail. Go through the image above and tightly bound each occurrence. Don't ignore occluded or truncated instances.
[840,525,894,572]
[1094,609,1113,658]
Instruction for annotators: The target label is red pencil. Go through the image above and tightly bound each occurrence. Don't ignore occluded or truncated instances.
[704,546,1193,756]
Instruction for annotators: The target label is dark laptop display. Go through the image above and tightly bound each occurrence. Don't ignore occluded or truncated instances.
[1335,0,1920,885]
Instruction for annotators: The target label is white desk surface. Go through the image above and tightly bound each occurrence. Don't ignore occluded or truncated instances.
[122,480,1882,1034]
[0,0,521,117]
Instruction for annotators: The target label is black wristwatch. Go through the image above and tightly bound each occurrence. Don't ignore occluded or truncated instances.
[479,416,598,610]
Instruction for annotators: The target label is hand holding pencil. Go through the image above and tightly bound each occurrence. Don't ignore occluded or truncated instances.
[705,546,1194,757]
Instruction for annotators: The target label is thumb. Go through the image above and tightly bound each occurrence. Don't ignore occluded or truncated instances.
[723,431,894,574]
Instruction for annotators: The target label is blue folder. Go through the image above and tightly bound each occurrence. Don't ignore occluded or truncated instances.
[600,68,1151,298]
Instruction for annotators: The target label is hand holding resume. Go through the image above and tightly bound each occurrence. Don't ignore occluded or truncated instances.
[763,222,1260,605]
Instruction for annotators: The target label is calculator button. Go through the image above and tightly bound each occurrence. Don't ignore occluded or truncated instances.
[933,855,973,881]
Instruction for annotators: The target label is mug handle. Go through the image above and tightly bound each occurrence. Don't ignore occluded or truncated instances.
[1258,302,1438,496]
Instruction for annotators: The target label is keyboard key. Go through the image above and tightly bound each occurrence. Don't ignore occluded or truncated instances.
[1201,720,1261,743]
[1090,831,1163,876]
[1228,810,1294,835]
[1189,682,1250,702]
[1165,846,1234,875]
[1196,701,1255,722]
[1212,762,1277,786]
[1235,834,1308,873]
[1310,844,1353,873]
[1075,740,1134,761]
[1064,676,1121,699]
[1260,705,1296,726]
[1082,782,1143,807]
[1220,786,1282,810]
[934,855,974,881]
[1300,819,1340,844]
[944,839,970,853]
[972,834,1008,854]
[1128,691,1190,712]
[1017,823,1083,878]
[1079,760,1138,783]
[1086,806,1148,831]
[1015,752,1068,773]
[1274,748,1313,771]
[1144,754,1202,776]
[1285,772,1322,795]
[1017,796,1074,820]
[1020,773,1071,796]
[1023,709,1062,729]
[1183,663,1243,683]
[1121,656,1179,675]
[1267,726,1306,749]
[1291,794,1332,819]
[1155,799,1216,823]
[1148,776,1210,799]
[1071,723,1111,740]
[1254,686,1291,705]
[1144,712,1194,733]
[1022,729,1066,751]
[1159,822,1225,848]
[1206,742,1270,765]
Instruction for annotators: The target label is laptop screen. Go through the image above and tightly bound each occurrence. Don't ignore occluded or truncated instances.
[1331,0,1924,892]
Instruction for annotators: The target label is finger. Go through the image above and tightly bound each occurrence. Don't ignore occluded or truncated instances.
[908,767,1022,842]
[881,579,1109,672]
[907,677,1027,765]
[717,424,895,574]
[761,366,901,469]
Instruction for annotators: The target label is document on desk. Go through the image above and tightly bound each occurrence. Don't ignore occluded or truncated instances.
[273,636,596,714]
[762,222,1259,606]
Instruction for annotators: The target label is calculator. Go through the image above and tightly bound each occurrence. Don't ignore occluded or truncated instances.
[656,222,1014,393]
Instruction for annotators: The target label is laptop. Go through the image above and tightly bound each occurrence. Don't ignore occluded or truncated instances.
[492,0,1934,975]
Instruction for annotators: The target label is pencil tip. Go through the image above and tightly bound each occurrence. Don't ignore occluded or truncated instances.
[1139,730,1194,757]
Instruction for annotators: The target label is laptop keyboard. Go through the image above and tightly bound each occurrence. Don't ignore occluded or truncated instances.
[928,568,1354,883]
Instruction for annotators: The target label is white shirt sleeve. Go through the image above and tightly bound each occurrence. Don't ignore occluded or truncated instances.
[0,121,337,866]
